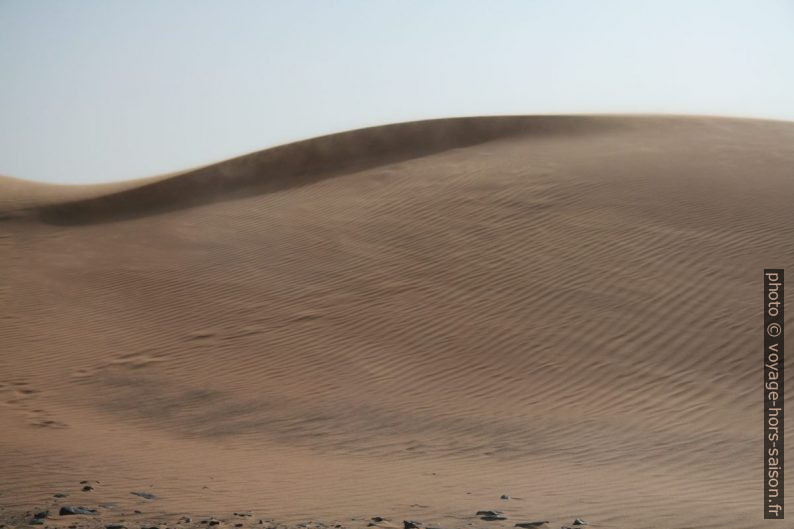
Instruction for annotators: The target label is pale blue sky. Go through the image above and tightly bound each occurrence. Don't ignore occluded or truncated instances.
[1,0,793,184]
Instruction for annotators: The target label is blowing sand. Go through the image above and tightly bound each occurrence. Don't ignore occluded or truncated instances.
[1,115,793,529]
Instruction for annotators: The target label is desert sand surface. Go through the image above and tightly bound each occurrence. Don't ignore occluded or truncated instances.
[1,115,793,529]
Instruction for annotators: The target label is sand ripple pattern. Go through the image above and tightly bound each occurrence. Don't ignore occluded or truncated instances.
[1,116,794,529]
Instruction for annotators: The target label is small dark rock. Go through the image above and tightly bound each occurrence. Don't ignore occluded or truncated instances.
[480,515,507,522]
[403,522,421,529]
[29,519,44,525]
[476,511,503,517]
[79,481,89,485]
[500,495,510,500]
[59,506,98,516]
[33,511,49,520]
[371,518,386,523]
[235,525,243,528]
[572,520,587,526]
[131,491,157,500]
[209,521,221,526]
[106,524,126,529]
[514,523,548,528]
[134,511,142,514]
[82,486,94,492]
[54,493,68,498]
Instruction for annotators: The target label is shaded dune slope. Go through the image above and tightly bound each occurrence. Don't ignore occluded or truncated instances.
[1,115,794,529]
[7,116,619,224]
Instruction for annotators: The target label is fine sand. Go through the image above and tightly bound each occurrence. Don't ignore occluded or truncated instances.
[1,115,793,529]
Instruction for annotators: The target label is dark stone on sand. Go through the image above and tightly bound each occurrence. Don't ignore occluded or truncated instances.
[106,524,126,529]
[79,481,89,484]
[209,520,221,526]
[500,495,510,500]
[371,518,386,523]
[54,493,68,498]
[572,520,587,526]
[33,511,49,519]
[82,486,94,492]
[131,492,157,500]
[480,515,507,521]
[29,519,44,525]
[235,524,243,527]
[59,506,98,516]
[134,511,142,514]
[514,523,548,528]
[476,511,502,517]
[403,521,421,529]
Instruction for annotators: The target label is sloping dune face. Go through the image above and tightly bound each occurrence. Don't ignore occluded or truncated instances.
[1,116,793,529]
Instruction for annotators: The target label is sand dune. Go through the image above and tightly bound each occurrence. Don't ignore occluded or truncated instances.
[1,115,793,529]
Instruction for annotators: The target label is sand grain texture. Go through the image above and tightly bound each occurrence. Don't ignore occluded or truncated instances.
[1,116,793,529]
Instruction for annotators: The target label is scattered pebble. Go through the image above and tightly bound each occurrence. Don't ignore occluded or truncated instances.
[53,493,68,498]
[572,520,587,526]
[476,511,506,521]
[131,492,157,500]
[403,521,421,529]
[59,506,98,516]
[106,524,126,529]
[82,486,94,492]
[514,522,548,528]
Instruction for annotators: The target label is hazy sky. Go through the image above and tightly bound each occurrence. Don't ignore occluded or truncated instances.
[2,0,793,184]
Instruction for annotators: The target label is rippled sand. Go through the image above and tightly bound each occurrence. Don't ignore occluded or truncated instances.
[1,115,793,529]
